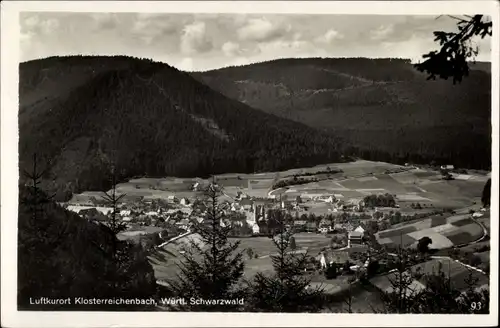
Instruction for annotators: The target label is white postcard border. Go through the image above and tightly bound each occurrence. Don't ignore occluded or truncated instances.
[2,1,499,327]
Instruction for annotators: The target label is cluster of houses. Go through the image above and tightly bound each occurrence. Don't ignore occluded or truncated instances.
[64,194,198,230]
[65,186,384,248]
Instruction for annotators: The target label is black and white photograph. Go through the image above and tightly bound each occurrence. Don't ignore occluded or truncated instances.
[1,1,498,327]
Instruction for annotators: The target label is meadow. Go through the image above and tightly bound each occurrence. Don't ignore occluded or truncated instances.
[375,213,486,250]
[72,160,486,216]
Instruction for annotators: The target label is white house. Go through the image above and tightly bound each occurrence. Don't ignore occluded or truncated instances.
[318,195,336,203]
[120,210,131,216]
[167,195,178,203]
[440,165,455,170]
[348,231,363,248]
[354,225,366,235]
[251,223,260,235]
[319,252,328,269]
[319,227,329,234]
[231,203,242,211]
[180,198,189,206]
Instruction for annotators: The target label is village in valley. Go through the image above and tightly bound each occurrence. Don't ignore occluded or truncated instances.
[62,159,491,311]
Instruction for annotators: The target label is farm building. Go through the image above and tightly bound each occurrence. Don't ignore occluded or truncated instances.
[348,231,364,247]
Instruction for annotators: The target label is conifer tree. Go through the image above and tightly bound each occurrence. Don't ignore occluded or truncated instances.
[101,165,128,257]
[378,238,419,313]
[246,210,325,312]
[376,250,490,314]
[20,153,54,221]
[167,181,245,311]
[19,153,67,246]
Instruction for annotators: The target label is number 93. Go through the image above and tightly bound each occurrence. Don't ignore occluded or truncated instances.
[471,302,482,311]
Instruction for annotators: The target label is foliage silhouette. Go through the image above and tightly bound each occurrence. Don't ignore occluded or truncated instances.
[18,156,157,310]
[415,15,492,84]
[165,182,246,311]
[246,210,325,312]
[481,178,491,208]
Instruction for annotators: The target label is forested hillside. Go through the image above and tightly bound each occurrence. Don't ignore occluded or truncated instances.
[19,56,345,200]
[18,185,157,310]
[193,58,491,170]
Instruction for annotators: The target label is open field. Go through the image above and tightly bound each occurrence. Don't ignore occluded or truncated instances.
[269,166,483,211]
[234,233,331,259]
[375,213,486,250]
[150,232,377,311]
[151,232,333,283]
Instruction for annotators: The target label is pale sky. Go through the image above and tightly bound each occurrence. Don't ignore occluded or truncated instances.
[20,12,492,71]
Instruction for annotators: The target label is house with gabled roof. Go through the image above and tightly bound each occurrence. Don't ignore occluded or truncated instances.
[348,231,363,247]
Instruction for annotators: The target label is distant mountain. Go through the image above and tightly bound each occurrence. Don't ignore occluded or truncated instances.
[193,58,491,170]
[19,56,345,200]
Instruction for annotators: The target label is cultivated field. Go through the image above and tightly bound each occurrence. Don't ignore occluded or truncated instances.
[375,213,487,250]
[72,160,487,215]
[151,232,335,285]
